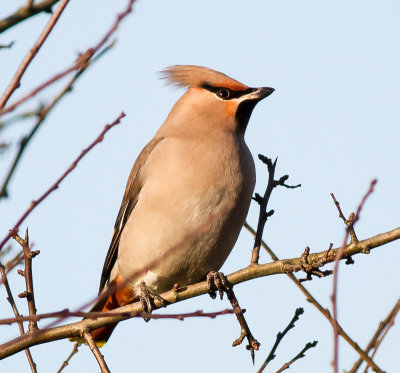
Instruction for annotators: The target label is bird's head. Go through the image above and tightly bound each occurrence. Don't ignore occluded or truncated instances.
[160,65,274,134]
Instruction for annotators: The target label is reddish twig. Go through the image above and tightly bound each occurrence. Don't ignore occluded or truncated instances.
[257,308,304,373]
[275,341,318,373]
[0,308,233,326]
[0,112,125,253]
[0,0,136,116]
[12,229,39,332]
[0,41,116,200]
[0,264,36,372]
[331,180,377,373]
[250,155,300,265]
[0,1,60,33]
[0,0,71,110]
[57,342,80,373]
[83,331,110,373]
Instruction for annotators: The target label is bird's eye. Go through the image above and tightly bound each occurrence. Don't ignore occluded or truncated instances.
[216,88,230,99]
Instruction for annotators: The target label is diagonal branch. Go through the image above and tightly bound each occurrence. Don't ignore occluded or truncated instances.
[0,112,125,253]
[83,331,110,373]
[0,0,136,116]
[0,41,116,200]
[57,342,79,373]
[0,1,61,34]
[0,0,71,110]
[257,308,304,373]
[347,298,400,373]
[275,341,318,373]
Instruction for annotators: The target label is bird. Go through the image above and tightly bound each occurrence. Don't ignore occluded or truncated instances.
[90,65,274,344]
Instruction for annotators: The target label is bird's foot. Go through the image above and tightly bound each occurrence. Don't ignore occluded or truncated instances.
[206,270,231,300]
[139,282,167,321]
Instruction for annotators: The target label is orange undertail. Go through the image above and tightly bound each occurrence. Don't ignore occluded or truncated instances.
[72,274,135,346]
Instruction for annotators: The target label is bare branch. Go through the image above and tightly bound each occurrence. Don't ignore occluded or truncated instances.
[0,112,125,253]
[346,298,400,373]
[0,264,36,372]
[0,0,136,116]
[0,0,71,110]
[0,308,233,326]
[0,41,116,200]
[251,155,300,265]
[257,308,304,373]
[224,281,259,362]
[0,1,60,34]
[0,226,398,360]
[244,222,387,373]
[12,229,39,332]
[331,180,377,373]
[275,341,318,373]
[83,331,111,373]
[57,342,80,373]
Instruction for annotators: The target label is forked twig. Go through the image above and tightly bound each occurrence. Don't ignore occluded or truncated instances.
[257,308,304,373]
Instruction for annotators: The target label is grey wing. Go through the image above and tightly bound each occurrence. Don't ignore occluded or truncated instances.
[98,137,164,293]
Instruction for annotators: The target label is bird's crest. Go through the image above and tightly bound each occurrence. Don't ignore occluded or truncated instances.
[161,65,249,91]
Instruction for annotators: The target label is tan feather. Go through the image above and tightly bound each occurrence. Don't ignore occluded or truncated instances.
[160,65,249,91]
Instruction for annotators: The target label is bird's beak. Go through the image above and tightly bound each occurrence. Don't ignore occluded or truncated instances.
[247,87,275,101]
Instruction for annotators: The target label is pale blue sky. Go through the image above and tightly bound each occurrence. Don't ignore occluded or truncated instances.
[1,1,399,372]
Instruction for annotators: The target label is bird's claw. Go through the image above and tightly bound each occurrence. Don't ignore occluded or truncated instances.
[207,271,230,300]
[139,282,167,321]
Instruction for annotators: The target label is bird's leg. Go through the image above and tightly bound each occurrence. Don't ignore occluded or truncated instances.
[139,282,167,322]
[207,270,230,300]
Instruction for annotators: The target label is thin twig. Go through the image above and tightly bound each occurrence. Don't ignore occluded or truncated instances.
[0,0,136,116]
[12,229,39,332]
[0,308,233,326]
[0,0,71,110]
[0,226,398,360]
[57,342,80,373]
[331,180,377,373]
[257,308,304,373]
[347,299,400,373]
[0,264,36,372]
[0,1,60,33]
[83,331,110,373]
[0,250,24,284]
[251,155,300,265]
[0,112,125,253]
[0,41,116,200]
[224,281,260,363]
[243,222,385,373]
[275,341,318,373]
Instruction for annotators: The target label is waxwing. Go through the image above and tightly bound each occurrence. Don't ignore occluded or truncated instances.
[90,65,274,343]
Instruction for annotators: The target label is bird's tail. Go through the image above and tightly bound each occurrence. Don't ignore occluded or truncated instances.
[70,274,135,347]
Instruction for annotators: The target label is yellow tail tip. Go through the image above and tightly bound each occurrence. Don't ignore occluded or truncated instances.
[68,336,107,348]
